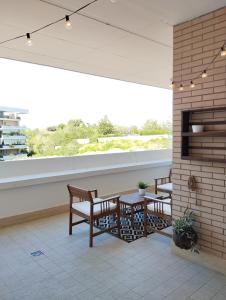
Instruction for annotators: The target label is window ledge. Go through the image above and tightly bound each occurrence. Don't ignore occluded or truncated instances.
[0,160,171,190]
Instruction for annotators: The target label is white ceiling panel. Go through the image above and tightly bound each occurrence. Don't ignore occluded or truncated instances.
[0,0,226,88]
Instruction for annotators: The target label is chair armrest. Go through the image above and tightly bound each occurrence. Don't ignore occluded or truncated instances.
[144,196,171,206]
[144,197,172,216]
[155,176,171,185]
[103,195,120,203]
[149,198,171,205]
[89,189,98,198]
[144,195,164,202]
[92,196,120,215]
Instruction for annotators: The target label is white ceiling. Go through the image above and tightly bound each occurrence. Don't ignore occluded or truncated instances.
[0,0,226,88]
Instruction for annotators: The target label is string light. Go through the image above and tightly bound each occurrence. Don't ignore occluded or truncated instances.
[26,33,32,46]
[170,81,175,89]
[179,84,184,91]
[221,47,226,57]
[201,70,208,78]
[65,15,72,29]
[190,81,195,88]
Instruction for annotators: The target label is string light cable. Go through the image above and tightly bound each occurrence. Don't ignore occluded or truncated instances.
[0,0,172,50]
[0,0,99,46]
[170,40,226,90]
[0,0,223,85]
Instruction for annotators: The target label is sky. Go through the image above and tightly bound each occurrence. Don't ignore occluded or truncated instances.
[0,58,172,129]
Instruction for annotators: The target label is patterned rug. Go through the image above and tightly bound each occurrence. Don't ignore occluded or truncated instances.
[96,211,171,243]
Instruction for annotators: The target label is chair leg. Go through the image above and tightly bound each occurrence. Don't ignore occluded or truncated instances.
[69,211,72,235]
[144,204,147,237]
[117,207,121,237]
[89,218,93,247]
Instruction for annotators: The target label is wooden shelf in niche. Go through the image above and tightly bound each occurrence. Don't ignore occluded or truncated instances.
[182,131,226,137]
[190,120,226,125]
[181,155,226,163]
[181,106,226,163]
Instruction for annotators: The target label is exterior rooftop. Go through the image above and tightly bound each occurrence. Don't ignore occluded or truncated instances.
[0,106,28,114]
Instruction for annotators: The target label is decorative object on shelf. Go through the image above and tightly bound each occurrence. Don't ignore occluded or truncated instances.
[138,181,149,196]
[173,209,199,253]
[192,125,204,133]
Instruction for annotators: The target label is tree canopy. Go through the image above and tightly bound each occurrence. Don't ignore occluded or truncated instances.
[25,117,172,157]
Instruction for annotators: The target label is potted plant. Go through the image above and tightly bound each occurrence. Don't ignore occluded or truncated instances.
[173,209,198,253]
[138,181,149,196]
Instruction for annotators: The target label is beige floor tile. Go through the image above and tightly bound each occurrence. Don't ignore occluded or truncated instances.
[0,213,226,300]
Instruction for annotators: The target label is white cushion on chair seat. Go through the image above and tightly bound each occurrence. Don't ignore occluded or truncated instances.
[147,202,171,216]
[72,199,117,216]
[157,182,173,192]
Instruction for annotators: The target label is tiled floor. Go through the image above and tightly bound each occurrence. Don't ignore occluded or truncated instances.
[0,214,226,300]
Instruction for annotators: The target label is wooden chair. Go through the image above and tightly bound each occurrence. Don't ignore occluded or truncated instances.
[67,185,120,247]
[144,197,172,238]
[154,169,172,199]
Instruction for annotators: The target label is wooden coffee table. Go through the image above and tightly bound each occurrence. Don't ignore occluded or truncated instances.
[119,192,162,227]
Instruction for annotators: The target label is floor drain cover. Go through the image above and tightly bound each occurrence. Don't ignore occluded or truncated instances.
[30,250,44,257]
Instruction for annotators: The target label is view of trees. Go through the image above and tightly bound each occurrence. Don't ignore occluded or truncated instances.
[25,116,172,158]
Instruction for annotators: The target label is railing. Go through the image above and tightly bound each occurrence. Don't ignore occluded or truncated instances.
[0,145,27,150]
[0,126,26,133]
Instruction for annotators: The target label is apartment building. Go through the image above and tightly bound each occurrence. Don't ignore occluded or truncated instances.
[0,106,28,161]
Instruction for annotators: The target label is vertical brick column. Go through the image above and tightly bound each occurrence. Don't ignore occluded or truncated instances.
[173,7,226,258]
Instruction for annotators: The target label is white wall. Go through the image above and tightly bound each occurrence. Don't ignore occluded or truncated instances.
[0,149,171,178]
[0,150,172,219]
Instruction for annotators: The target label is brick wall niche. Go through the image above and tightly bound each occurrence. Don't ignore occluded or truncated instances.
[173,7,226,259]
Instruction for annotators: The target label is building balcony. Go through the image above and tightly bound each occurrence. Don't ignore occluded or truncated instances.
[0,125,27,133]
[0,144,27,150]
[0,116,20,121]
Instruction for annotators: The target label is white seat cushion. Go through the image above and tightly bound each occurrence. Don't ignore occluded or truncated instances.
[72,198,117,216]
[147,202,171,216]
[157,182,173,192]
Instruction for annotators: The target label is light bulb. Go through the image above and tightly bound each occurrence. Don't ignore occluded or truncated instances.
[65,15,72,29]
[220,47,226,57]
[179,84,184,91]
[26,33,32,46]
[190,81,195,88]
[110,0,117,3]
[201,70,207,78]
[169,81,175,89]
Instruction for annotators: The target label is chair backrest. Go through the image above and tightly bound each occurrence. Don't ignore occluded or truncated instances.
[67,185,93,205]
[169,168,172,181]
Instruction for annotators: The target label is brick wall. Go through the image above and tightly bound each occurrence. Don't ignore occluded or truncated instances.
[173,7,226,259]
